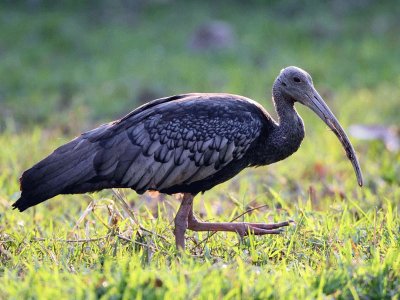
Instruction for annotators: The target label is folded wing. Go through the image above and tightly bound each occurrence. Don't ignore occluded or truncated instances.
[13,93,262,211]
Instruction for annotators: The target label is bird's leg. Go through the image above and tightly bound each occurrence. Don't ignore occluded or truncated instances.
[173,193,194,250]
[174,193,293,250]
[187,208,292,237]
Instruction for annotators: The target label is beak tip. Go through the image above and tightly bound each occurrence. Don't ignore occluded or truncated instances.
[357,175,364,187]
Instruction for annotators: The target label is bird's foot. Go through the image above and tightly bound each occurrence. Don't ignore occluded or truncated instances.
[239,220,294,236]
[187,216,293,237]
[173,193,294,251]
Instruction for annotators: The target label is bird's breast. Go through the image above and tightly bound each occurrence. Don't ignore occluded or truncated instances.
[249,121,305,167]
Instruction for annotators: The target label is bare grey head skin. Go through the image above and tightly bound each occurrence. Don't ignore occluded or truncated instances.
[275,66,363,186]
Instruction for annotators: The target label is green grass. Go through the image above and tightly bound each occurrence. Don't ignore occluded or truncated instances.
[0,1,400,299]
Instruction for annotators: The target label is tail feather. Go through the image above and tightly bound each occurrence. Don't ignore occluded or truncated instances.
[22,139,89,186]
[12,137,98,212]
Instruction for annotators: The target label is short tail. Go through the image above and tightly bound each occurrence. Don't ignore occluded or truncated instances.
[13,137,97,212]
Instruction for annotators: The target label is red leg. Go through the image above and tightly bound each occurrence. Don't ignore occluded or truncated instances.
[173,193,194,250]
[174,193,293,250]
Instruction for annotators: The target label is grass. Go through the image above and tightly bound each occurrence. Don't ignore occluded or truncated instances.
[0,1,400,299]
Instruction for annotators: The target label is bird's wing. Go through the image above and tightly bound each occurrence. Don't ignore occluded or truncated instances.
[15,94,264,211]
[83,93,263,193]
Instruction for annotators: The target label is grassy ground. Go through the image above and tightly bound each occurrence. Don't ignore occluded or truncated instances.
[0,1,399,299]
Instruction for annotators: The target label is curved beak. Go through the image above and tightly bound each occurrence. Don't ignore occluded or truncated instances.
[304,88,363,187]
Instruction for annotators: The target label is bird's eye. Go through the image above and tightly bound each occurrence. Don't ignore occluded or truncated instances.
[293,77,301,83]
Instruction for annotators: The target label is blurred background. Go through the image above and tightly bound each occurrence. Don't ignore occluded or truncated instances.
[1,0,399,130]
[0,0,399,201]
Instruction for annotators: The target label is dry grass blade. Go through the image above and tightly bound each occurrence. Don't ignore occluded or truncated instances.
[33,235,111,243]
[70,199,95,233]
[116,234,169,255]
[0,243,12,259]
[112,189,171,244]
[112,189,140,225]
[229,204,271,222]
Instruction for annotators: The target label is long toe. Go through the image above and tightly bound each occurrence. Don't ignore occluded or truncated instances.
[248,220,293,230]
[244,226,286,236]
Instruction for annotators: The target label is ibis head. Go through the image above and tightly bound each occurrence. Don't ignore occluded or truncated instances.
[276,66,363,186]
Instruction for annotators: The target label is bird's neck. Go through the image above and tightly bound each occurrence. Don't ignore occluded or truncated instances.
[273,89,301,127]
[268,86,305,161]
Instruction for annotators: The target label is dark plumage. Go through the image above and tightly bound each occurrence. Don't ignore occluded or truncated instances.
[13,66,363,250]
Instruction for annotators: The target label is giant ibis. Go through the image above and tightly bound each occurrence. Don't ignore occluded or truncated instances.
[13,66,363,250]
